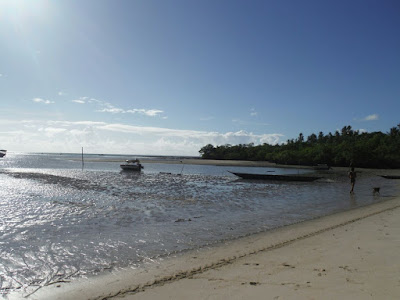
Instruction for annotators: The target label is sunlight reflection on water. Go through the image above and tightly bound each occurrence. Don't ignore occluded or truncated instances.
[0,153,398,295]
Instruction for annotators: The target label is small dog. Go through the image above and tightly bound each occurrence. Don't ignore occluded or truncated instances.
[373,187,380,194]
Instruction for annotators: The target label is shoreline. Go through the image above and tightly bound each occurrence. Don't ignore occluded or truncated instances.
[9,152,400,176]
[81,157,400,180]
[28,194,400,300]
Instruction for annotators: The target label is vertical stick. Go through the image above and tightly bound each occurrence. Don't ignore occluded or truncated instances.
[82,147,84,170]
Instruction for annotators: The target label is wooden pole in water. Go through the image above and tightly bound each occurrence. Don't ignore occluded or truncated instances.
[81,147,84,169]
[180,160,184,175]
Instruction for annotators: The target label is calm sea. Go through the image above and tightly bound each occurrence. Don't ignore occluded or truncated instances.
[0,152,398,296]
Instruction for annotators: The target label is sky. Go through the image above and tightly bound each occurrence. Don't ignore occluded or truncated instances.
[0,0,399,156]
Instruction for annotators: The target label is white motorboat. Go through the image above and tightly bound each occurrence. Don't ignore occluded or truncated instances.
[120,159,144,171]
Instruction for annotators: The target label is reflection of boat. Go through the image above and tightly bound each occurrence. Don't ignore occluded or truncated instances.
[0,150,6,158]
[380,175,400,179]
[120,159,144,171]
[229,171,321,182]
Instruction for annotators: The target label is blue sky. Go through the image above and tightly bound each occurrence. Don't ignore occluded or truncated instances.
[1,0,399,155]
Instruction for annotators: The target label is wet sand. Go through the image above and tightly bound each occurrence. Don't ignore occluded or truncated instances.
[30,192,400,300]
[120,198,400,300]
[13,156,400,299]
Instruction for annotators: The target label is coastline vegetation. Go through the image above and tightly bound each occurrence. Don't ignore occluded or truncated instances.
[199,124,400,168]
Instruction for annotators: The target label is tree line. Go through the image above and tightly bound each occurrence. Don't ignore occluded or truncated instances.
[199,124,400,168]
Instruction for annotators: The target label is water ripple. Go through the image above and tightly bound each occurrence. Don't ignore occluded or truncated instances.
[0,154,398,296]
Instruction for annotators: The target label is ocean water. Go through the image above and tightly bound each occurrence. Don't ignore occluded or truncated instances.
[0,153,398,296]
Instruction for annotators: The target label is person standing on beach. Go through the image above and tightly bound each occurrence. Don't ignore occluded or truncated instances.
[348,167,356,193]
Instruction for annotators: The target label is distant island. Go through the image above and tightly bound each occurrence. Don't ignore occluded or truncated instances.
[199,125,400,169]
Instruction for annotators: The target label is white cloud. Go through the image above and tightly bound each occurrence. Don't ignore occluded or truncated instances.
[98,107,164,116]
[72,99,85,104]
[0,130,26,135]
[88,98,102,104]
[145,109,163,117]
[43,127,68,133]
[33,98,54,104]
[97,123,205,137]
[47,120,107,126]
[39,127,68,137]
[126,109,164,117]
[0,119,284,155]
[363,114,379,121]
[58,91,67,96]
[96,123,283,146]
[72,96,90,104]
[250,108,258,117]
[0,120,23,125]
[86,98,164,117]
[97,107,125,113]
[69,129,88,136]
[355,114,379,122]
[70,97,165,117]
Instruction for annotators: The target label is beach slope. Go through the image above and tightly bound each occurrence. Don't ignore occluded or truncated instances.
[31,197,400,300]
[121,199,400,300]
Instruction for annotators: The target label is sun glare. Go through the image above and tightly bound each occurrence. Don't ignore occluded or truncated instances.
[0,0,49,22]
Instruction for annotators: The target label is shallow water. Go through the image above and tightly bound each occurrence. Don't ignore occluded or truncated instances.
[0,153,398,295]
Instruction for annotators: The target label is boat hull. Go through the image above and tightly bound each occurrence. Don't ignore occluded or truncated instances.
[0,150,6,158]
[120,164,143,171]
[380,175,400,179]
[229,171,321,182]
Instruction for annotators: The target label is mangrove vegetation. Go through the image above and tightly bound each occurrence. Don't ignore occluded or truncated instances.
[199,124,400,168]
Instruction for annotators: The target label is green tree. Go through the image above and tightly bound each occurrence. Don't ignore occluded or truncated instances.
[198,124,400,168]
[199,144,215,159]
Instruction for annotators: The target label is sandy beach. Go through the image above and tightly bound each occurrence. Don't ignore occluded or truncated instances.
[117,198,400,300]
[8,156,400,299]
[29,191,400,300]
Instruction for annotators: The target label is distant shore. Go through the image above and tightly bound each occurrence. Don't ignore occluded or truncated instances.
[81,156,400,181]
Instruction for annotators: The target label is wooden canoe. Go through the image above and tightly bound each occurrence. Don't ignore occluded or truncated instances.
[229,171,321,182]
[379,175,400,179]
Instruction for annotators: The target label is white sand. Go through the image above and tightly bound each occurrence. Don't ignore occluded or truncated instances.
[121,200,400,300]
[26,195,400,300]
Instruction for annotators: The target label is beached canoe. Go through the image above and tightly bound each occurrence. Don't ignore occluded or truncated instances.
[379,175,400,179]
[229,171,321,182]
